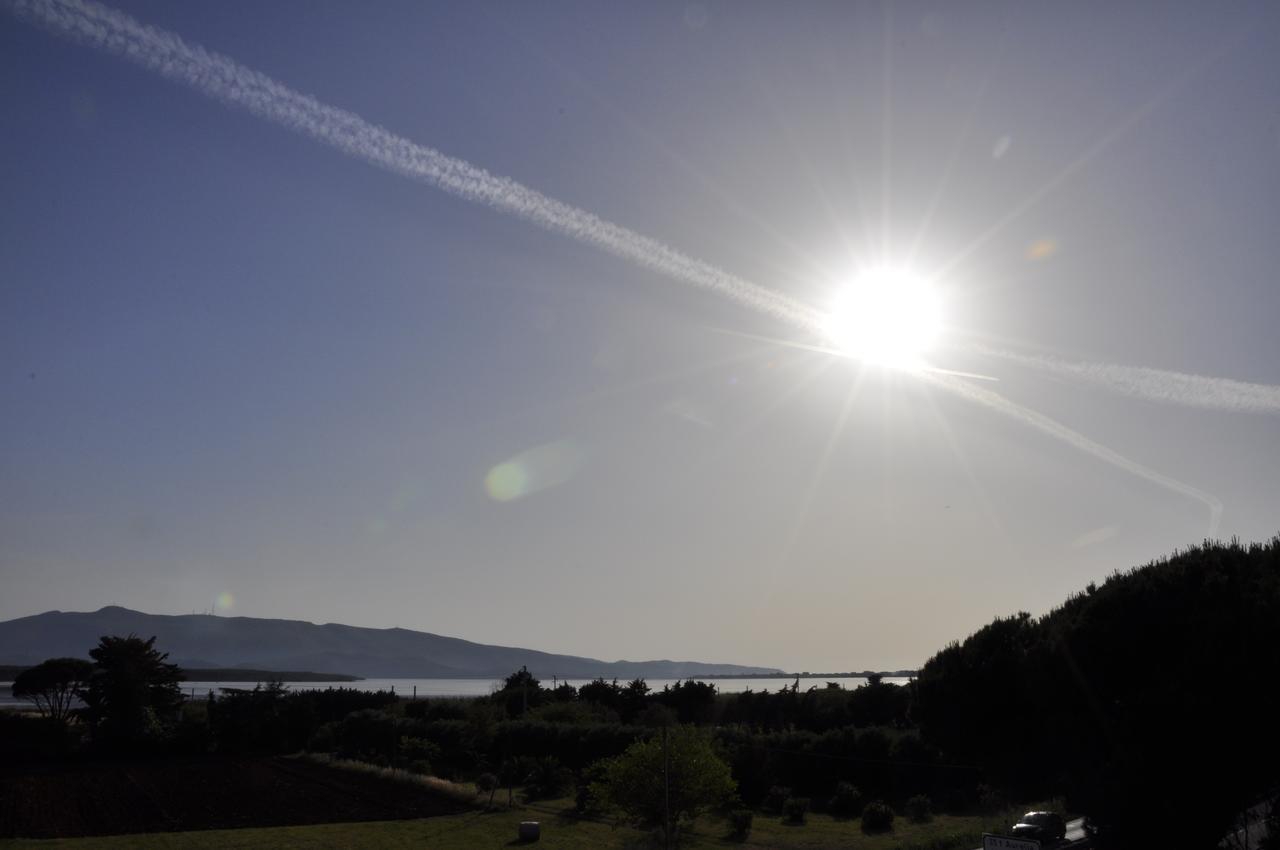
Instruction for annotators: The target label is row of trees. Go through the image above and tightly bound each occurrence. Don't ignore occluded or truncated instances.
[490,666,913,731]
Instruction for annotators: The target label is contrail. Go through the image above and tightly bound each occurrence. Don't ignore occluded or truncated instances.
[920,371,1224,534]
[9,0,1226,528]
[974,345,1280,416]
[7,0,820,331]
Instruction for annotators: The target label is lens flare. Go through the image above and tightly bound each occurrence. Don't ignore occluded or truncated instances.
[215,592,234,611]
[485,440,584,502]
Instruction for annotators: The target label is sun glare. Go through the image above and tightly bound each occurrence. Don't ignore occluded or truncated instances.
[821,266,943,370]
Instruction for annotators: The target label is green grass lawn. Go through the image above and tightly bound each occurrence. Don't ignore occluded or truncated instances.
[0,798,1018,850]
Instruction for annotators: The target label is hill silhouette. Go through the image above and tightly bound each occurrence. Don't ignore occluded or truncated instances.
[0,606,781,680]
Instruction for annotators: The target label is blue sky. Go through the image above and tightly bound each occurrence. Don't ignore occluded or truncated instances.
[2,0,1278,670]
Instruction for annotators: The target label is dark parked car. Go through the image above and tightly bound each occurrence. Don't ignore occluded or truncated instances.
[1011,810,1067,843]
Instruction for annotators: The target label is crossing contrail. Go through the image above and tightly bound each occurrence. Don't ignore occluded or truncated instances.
[972,345,1280,416]
[7,0,1227,530]
[7,0,820,331]
[920,371,1224,534]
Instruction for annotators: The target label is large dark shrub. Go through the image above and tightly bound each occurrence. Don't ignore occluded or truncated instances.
[783,797,810,824]
[523,756,572,800]
[905,793,932,823]
[861,799,895,833]
[335,709,398,759]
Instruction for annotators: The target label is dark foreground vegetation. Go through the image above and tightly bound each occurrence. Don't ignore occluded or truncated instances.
[2,536,1277,846]
[0,755,469,838]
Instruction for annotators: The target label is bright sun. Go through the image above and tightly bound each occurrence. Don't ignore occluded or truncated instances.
[821,266,943,370]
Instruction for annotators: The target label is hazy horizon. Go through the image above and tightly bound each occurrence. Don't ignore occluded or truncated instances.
[3,1,1278,671]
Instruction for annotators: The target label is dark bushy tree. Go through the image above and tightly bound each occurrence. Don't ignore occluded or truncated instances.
[81,635,182,747]
[916,537,1280,847]
[11,658,92,724]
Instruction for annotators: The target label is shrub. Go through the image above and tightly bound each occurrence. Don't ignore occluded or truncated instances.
[728,808,753,841]
[763,785,792,813]
[783,796,810,824]
[523,756,572,801]
[398,735,441,768]
[861,799,895,833]
[829,781,864,817]
[905,793,933,823]
[335,709,398,759]
[590,726,737,840]
[308,721,337,752]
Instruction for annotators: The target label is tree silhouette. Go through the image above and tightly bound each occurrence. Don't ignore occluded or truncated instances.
[11,657,92,724]
[81,634,183,747]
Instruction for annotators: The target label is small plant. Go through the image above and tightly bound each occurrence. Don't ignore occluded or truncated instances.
[783,796,810,824]
[861,799,895,833]
[728,808,753,841]
[829,780,864,817]
[905,793,933,823]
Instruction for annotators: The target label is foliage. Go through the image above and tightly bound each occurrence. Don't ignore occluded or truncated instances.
[498,757,532,807]
[81,634,183,748]
[916,537,1280,846]
[905,793,932,823]
[591,725,736,841]
[490,666,545,717]
[861,799,895,832]
[829,780,864,817]
[653,679,718,724]
[783,796,810,824]
[523,756,572,800]
[11,657,93,724]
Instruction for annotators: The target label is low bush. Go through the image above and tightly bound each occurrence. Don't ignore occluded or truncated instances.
[829,780,864,817]
[523,756,572,800]
[861,799,895,833]
[905,793,932,823]
[783,796,810,824]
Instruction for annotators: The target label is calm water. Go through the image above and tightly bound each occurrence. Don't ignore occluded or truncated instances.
[0,675,913,707]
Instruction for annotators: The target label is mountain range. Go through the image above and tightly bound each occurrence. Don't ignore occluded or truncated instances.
[0,606,782,679]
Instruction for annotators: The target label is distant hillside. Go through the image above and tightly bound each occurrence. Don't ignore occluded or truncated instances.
[0,606,782,680]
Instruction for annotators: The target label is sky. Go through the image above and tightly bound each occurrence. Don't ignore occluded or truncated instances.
[2,0,1278,671]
